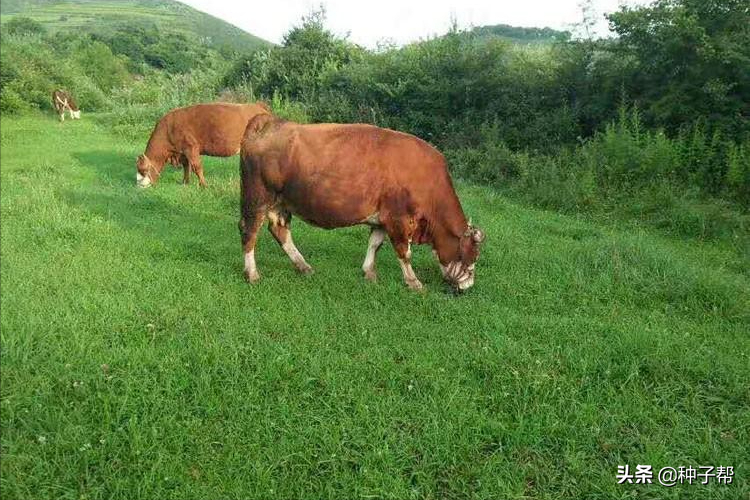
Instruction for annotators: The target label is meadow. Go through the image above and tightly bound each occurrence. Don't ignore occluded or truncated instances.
[1,114,748,499]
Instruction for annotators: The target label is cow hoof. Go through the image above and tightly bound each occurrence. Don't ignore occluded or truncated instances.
[244,271,261,283]
[363,269,377,282]
[297,264,314,275]
[406,279,424,291]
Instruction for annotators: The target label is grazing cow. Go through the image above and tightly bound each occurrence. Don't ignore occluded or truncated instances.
[52,89,81,121]
[239,115,485,291]
[136,102,271,188]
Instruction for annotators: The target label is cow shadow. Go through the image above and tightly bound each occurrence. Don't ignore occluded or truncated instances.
[74,150,138,187]
[74,150,190,187]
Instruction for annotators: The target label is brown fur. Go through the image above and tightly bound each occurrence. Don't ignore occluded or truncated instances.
[52,89,80,121]
[239,115,485,290]
[136,102,271,187]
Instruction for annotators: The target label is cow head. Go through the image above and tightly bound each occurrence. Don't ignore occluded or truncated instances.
[439,224,485,291]
[71,110,81,119]
[136,154,156,188]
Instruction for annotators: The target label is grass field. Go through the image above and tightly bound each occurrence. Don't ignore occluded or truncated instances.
[1,114,748,499]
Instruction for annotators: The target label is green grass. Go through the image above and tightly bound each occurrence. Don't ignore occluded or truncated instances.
[0,0,271,52]
[1,114,748,499]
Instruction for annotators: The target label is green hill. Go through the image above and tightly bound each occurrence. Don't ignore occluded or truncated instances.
[0,0,271,53]
[467,23,570,44]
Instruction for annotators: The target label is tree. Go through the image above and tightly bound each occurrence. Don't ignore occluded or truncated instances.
[225,8,361,99]
[606,0,750,135]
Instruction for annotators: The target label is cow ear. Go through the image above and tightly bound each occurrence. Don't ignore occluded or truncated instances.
[246,113,276,136]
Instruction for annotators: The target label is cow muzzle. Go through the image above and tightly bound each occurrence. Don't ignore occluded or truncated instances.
[136,172,152,188]
[442,261,476,291]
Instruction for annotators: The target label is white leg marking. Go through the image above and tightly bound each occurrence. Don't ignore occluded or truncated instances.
[397,244,423,290]
[280,232,313,274]
[362,228,386,280]
[244,250,260,282]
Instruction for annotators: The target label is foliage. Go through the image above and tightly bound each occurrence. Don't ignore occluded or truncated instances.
[0,32,128,113]
[100,69,224,140]
[91,24,220,74]
[2,15,46,35]
[605,0,750,136]
[222,8,362,100]
[446,107,750,237]
[468,23,570,44]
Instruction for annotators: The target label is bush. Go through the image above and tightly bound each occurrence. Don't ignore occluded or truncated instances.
[0,32,129,113]
[0,85,29,114]
[3,17,46,37]
[101,69,223,140]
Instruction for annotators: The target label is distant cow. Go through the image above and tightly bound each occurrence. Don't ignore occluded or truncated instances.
[52,89,81,121]
[239,115,485,291]
[136,102,271,188]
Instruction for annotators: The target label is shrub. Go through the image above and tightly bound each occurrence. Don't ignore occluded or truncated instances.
[3,17,46,37]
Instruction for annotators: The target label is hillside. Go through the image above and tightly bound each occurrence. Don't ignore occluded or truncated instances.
[0,0,271,53]
[468,23,570,44]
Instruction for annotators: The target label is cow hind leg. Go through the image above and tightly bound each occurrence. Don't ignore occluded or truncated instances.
[188,151,207,187]
[180,156,191,184]
[267,210,313,275]
[192,161,207,187]
[362,227,386,281]
[239,210,266,283]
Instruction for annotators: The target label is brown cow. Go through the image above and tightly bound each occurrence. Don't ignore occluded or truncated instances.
[239,115,485,291]
[52,89,81,122]
[136,102,271,188]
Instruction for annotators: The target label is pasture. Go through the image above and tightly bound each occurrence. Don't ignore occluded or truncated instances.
[1,115,748,499]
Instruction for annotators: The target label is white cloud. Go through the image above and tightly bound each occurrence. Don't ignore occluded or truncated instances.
[179,0,651,48]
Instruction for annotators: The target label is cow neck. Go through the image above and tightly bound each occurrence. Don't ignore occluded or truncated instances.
[431,207,468,265]
[144,139,170,174]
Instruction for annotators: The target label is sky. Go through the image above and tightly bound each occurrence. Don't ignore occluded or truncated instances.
[179,0,652,48]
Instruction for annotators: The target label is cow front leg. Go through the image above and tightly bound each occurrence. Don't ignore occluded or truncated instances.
[383,214,422,290]
[239,210,266,283]
[395,241,423,291]
[267,210,313,275]
[362,227,386,281]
